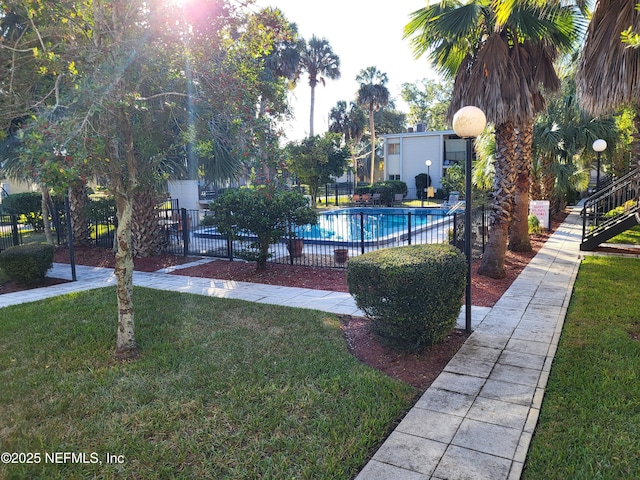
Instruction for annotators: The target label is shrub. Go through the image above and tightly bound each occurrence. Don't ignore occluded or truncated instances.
[528,214,543,234]
[0,192,44,231]
[0,242,54,285]
[209,186,318,270]
[199,214,216,227]
[347,244,466,352]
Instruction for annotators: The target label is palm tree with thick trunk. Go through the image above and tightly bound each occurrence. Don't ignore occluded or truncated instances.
[299,36,340,137]
[405,0,579,277]
[356,66,390,186]
[577,0,640,164]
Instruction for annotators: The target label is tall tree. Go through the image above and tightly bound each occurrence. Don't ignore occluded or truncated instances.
[400,78,452,130]
[577,0,640,163]
[285,132,349,206]
[356,66,390,186]
[0,0,281,361]
[249,7,301,182]
[534,73,619,212]
[299,35,340,136]
[328,100,367,188]
[405,0,579,277]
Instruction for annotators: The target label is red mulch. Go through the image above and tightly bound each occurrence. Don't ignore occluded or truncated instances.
[3,209,568,390]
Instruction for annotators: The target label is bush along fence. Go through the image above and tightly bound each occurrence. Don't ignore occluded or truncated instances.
[0,214,22,252]
[158,205,489,269]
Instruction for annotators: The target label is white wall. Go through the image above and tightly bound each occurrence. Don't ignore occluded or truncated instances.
[402,135,443,193]
[168,180,200,211]
[0,179,37,200]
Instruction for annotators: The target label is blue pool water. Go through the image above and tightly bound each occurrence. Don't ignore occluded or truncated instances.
[293,207,451,244]
[194,207,454,246]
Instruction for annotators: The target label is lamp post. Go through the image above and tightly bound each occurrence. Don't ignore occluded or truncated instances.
[592,139,607,192]
[452,106,486,334]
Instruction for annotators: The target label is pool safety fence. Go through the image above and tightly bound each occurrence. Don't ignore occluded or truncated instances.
[159,206,489,269]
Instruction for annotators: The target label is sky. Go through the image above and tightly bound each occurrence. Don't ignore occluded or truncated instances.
[251,0,439,141]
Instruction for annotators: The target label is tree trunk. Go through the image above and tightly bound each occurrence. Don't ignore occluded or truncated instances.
[509,122,533,252]
[113,107,139,362]
[132,188,164,257]
[369,109,376,186]
[309,84,316,136]
[631,105,640,166]
[540,153,555,200]
[114,189,138,361]
[478,121,517,279]
[40,185,54,246]
[69,182,91,246]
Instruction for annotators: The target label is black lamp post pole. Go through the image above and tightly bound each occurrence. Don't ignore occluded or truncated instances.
[464,137,473,334]
[596,151,601,192]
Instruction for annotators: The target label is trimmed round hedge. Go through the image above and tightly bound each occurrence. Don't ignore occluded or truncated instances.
[0,242,54,286]
[347,243,466,352]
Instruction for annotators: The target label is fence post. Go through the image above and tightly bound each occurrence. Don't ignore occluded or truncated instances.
[64,196,77,281]
[181,208,189,256]
[10,214,20,246]
[335,184,339,206]
[452,212,458,248]
[407,212,412,245]
[360,212,365,254]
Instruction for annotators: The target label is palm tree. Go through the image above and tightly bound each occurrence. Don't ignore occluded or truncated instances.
[534,74,618,212]
[577,0,640,163]
[356,66,390,186]
[405,0,579,277]
[299,36,340,136]
[328,100,367,190]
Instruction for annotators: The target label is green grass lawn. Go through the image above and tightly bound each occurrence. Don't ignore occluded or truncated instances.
[523,256,640,479]
[607,224,640,245]
[0,287,415,479]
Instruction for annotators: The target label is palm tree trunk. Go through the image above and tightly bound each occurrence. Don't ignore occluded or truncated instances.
[309,85,316,136]
[132,188,163,257]
[69,182,91,246]
[369,109,376,186]
[632,105,640,166]
[509,122,533,252]
[478,121,517,279]
[540,153,555,201]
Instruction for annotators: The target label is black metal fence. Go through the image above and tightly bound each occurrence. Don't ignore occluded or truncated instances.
[159,206,489,269]
[0,214,22,252]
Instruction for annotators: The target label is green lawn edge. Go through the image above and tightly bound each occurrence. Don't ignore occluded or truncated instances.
[0,287,415,479]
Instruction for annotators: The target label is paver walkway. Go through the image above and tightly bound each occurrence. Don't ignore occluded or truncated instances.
[356,205,584,479]
[0,205,585,479]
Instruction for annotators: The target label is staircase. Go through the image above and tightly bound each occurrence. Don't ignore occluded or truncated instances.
[580,167,640,251]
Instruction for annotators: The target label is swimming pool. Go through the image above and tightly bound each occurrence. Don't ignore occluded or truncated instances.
[194,207,456,247]
[292,207,453,245]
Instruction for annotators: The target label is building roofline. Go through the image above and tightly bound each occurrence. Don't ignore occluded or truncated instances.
[381,130,457,140]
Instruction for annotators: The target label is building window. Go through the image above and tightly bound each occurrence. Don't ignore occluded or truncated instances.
[387,143,400,155]
[388,174,400,180]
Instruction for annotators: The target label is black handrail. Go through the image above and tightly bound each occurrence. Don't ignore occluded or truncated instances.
[581,167,640,242]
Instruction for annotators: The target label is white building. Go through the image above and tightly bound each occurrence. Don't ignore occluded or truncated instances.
[381,128,468,199]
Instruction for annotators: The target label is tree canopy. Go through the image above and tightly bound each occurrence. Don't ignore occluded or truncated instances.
[285,132,349,205]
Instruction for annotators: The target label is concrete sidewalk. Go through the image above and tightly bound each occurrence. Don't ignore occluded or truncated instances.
[0,259,491,328]
[356,205,583,480]
[0,205,584,480]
